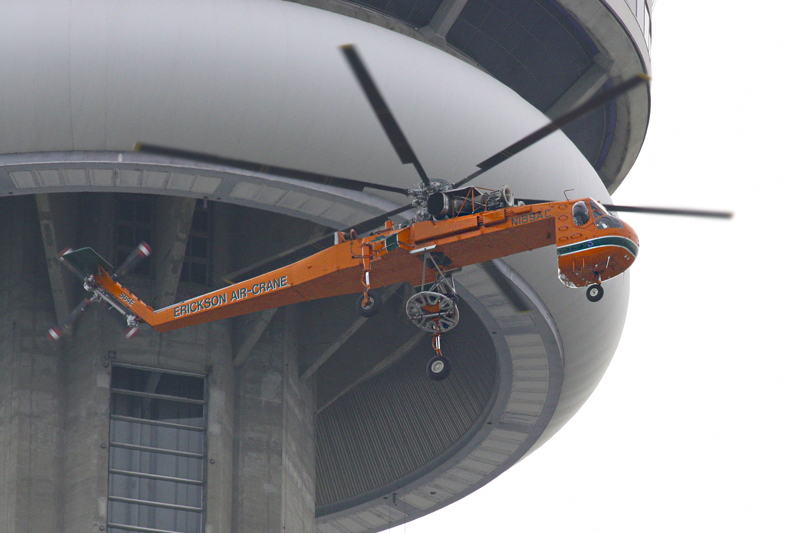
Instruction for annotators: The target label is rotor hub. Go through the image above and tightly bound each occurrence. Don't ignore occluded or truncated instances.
[407,180,453,222]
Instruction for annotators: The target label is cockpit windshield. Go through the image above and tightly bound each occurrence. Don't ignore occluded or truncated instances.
[595,215,624,229]
[572,201,590,226]
[588,201,622,229]
[589,200,606,219]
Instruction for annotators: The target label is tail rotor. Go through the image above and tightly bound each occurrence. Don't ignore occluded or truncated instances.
[47,242,151,341]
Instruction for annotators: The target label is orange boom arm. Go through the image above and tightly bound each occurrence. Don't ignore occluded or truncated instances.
[93,201,569,332]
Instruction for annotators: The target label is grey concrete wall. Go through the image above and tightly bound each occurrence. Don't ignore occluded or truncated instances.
[0,194,317,532]
[62,301,112,533]
[0,197,63,532]
[232,307,316,532]
[280,307,316,532]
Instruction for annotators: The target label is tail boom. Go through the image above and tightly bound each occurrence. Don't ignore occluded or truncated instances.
[93,239,372,332]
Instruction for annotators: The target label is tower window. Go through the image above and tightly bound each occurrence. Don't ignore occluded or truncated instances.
[107,365,207,533]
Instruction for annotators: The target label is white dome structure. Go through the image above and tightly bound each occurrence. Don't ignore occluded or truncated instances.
[0,1,653,531]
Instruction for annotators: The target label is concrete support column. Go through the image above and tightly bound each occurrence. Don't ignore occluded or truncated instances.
[420,0,469,46]
[232,306,316,532]
[0,197,63,532]
[35,193,79,327]
[204,319,236,533]
[153,196,196,308]
[61,310,113,533]
[61,194,118,533]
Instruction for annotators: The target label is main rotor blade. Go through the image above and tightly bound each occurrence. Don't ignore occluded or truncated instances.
[516,198,553,206]
[135,143,408,195]
[517,198,733,218]
[480,260,533,313]
[454,74,650,189]
[517,197,733,219]
[223,202,415,282]
[341,44,431,186]
[345,202,415,234]
[604,204,733,219]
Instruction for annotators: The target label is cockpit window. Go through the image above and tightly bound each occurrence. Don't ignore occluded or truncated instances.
[572,201,590,226]
[595,215,624,229]
[589,200,606,220]
[588,200,624,229]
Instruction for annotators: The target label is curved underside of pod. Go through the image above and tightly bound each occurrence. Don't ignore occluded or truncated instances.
[0,1,651,530]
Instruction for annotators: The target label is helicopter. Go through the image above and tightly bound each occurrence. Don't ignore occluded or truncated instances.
[48,45,731,380]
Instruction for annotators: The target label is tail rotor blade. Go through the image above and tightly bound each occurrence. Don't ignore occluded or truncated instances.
[103,304,140,339]
[113,242,152,279]
[48,298,92,341]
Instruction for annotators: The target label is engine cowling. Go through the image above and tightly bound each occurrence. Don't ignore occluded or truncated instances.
[427,186,515,219]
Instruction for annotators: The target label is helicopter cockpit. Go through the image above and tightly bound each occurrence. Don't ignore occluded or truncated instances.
[572,198,624,230]
[572,200,591,226]
[558,198,640,301]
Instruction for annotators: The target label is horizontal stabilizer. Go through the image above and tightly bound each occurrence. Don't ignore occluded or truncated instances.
[61,247,114,278]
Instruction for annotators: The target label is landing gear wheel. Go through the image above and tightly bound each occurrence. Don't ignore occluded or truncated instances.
[356,293,382,317]
[586,284,604,302]
[427,355,451,381]
[406,291,459,333]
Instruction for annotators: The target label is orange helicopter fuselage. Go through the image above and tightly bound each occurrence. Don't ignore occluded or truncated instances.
[95,198,638,332]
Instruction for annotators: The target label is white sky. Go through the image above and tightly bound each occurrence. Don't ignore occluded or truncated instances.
[403,2,800,531]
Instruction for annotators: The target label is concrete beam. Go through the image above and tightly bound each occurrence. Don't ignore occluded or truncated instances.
[420,0,469,45]
[221,226,327,284]
[35,193,76,327]
[317,331,426,413]
[545,54,612,120]
[153,196,196,308]
[300,287,399,381]
[210,202,233,287]
[232,308,278,368]
[301,315,369,382]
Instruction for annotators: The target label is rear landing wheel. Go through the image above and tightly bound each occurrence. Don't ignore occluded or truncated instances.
[356,293,382,317]
[586,284,604,302]
[427,355,451,381]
